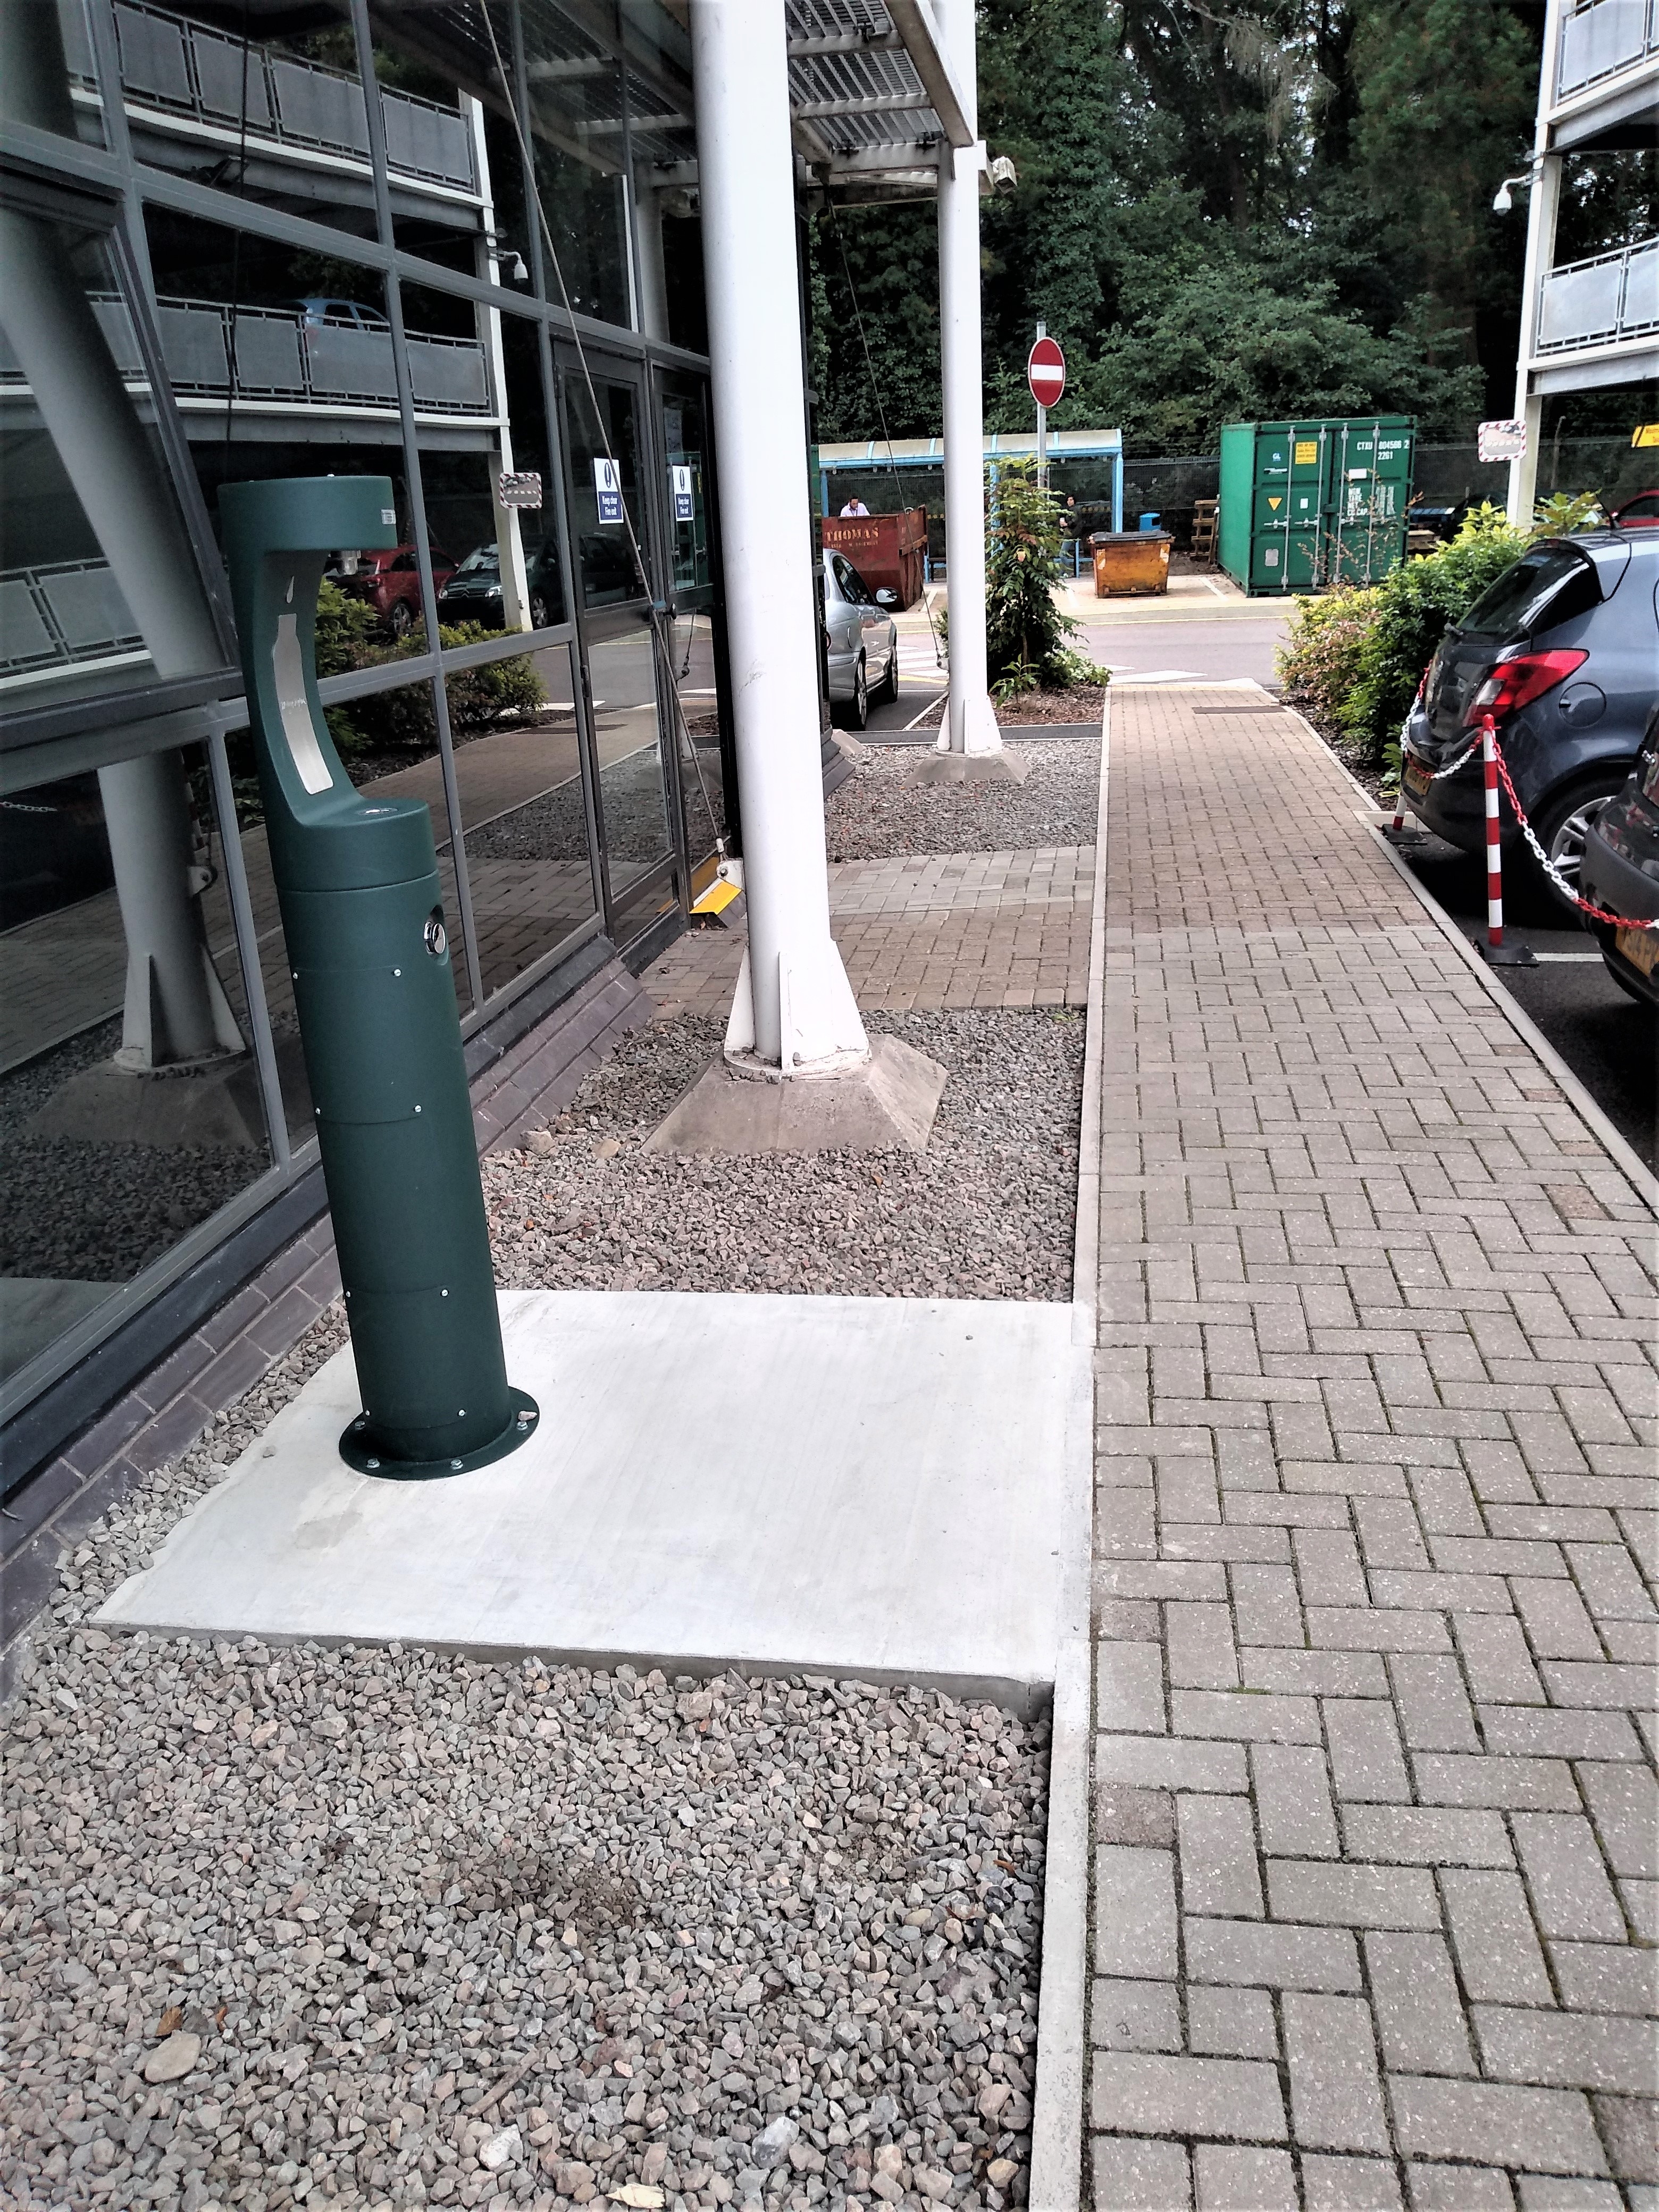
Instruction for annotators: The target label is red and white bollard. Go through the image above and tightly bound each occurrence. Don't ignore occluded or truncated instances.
[1477,711,1536,966]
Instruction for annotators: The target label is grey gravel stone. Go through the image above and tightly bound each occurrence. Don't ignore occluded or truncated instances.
[483,1009,1083,1304]
[825,743,1101,862]
[3,1341,1048,2211]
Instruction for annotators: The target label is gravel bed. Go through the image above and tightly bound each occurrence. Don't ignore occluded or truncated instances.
[904,689,1104,730]
[4,1322,1047,2212]
[484,1010,1082,1302]
[824,745,1100,865]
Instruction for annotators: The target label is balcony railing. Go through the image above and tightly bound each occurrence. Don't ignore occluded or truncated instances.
[1556,0,1659,101]
[0,296,493,417]
[60,0,478,194]
[1,559,146,681]
[1536,237,1659,352]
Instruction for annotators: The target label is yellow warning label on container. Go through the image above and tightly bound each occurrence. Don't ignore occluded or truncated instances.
[1294,440,1319,464]
[1268,496,1281,509]
[1633,423,1659,448]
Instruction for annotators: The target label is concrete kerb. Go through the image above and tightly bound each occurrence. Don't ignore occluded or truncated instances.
[1027,685,1110,2212]
[1273,693,1658,1214]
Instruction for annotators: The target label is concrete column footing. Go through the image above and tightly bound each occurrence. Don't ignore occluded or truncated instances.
[644,1032,948,1154]
[912,750,1030,785]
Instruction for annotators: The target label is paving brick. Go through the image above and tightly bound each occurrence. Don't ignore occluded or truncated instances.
[1194,2145,1297,2210]
[1091,1978,1182,2052]
[1404,2165,1515,2210]
[1264,1861,1440,1931]
[1252,1742,1338,1858]
[1308,1608,1453,1653]
[1577,1762,1659,1881]
[1094,1845,1178,1979]
[1478,1708,1647,1761]
[1442,1871,1553,2002]
[1411,1754,1578,1810]
[1187,1984,1278,2059]
[1325,1698,1412,1802]
[1302,2154,1405,2210]
[1285,1992,1391,2152]
[1097,1783,1177,1847]
[1183,1917,1361,1992]
[1354,1498,1432,1572]
[1512,1814,1626,1941]
[1090,2136,1192,2210]
[1097,1641,1167,1734]
[1539,1658,1657,1709]
[1340,1805,1514,1868]
[1364,1932,1475,2076]
[1590,2090,1659,2184]
[1472,2005,1657,2094]
[1548,1940,1659,2016]
[1177,1794,1263,1918]
[1242,1648,1390,1696]
[1090,2052,1287,2142]
[1095,1734,1249,1794]
[1166,1601,1240,1689]
[1513,2181,1623,2211]
[1294,1527,1369,1606]
[1389,2078,1607,2176]
[1455,1613,1547,1705]
[1171,1689,1320,1743]
[1229,1563,1308,1645]
[1566,1542,1657,1623]
[1388,1653,1480,1752]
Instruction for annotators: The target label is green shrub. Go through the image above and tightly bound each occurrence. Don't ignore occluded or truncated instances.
[1277,503,1530,765]
[985,459,1108,698]
[309,582,545,758]
[1276,585,1382,727]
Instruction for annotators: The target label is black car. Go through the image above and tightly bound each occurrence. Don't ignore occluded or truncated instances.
[435,534,563,631]
[1400,529,1659,914]
[1581,702,1659,1008]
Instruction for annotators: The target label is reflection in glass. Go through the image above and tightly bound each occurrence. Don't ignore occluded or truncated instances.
[562,373,648,611]
[0,747,271,1390]
[588,630,673,907]
[0,234,160,706]
[448,643,599,1001]
[518,0,632,326]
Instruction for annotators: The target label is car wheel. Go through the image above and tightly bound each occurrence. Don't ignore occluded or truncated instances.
[843,656,869,731]
[529,593,550,631]
[870,639,899,707]
[388,600,413,639]
[1524,772,1629,919]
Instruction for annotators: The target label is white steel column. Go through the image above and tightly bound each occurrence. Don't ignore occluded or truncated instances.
[691,0,867,1074]
[634,172,672,345]
[934,0,1002,758]
[1508,0,1564,529]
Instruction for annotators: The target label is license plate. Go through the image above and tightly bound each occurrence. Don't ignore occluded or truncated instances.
[1615,923,1659,979]
[1403,755,1431,797]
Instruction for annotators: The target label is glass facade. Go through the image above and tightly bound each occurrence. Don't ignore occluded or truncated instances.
[0,0,721,1423]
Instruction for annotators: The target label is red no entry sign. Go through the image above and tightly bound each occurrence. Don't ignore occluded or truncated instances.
[1027,335,1066,409]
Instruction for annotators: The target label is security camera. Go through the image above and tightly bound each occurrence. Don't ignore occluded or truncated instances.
[1492,181,1512,214]
[988,154,1018,195]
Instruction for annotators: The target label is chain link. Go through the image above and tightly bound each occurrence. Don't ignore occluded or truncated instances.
[1487,742,1659,933]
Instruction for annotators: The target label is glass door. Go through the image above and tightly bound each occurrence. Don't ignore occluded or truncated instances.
[652,369,727,866]
[555,350,680,932]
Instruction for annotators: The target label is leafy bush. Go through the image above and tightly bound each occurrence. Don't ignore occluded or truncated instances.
[984,458,1108,698]
[311,582,545,759]
[1275,585,1381,727]
[1277,503,1528,765]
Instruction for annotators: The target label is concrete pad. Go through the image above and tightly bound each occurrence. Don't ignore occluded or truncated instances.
[911,750,1031,785]
[27,1053,267,1149]
[98,1288,1088,1708]
[643,1033,947,1155]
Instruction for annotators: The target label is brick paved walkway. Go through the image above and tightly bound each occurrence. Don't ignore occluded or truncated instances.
[1086,690,1657,2210]
[644,846,1094,1019]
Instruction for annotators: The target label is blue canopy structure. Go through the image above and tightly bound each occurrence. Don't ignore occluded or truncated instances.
[814,428,1125,535]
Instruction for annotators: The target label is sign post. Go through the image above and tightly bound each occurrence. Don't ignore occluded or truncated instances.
[1027,327,1065,488]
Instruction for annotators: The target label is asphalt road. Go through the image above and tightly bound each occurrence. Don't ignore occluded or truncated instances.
[1073,613,1290,690]
[1398,830,1658,1172]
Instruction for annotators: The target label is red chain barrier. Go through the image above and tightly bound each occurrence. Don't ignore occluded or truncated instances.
[1487,739,1659,934]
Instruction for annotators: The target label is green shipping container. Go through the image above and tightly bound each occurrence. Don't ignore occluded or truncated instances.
[1218,416,1414,596]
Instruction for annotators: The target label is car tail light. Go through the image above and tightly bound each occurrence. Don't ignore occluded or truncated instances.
[1463,648,1588,726]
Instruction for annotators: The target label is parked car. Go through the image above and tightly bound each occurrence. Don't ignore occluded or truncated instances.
[289,296,391,337]
[1398,529,1659,914]
[328,543,456,637]
[1581,701,1659,1007]
[822,548,899,730]
[1610,488,1659,529]
[435,535,563,631]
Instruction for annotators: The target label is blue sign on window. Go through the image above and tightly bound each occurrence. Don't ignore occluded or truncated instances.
[593,457,623,524]
[672,464,694,523]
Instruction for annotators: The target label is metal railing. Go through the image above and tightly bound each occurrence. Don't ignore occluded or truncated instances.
[1,559,145,680]
[61,0,477,193]
[1536,237,1659,351]
[1556,0,1659,100]
[0,295,492,416]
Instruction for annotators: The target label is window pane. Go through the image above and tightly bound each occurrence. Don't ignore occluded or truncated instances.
[562,372,650,609]
[0,228,194,710]
[447,641,600,1001]
[111,0,379,237]
[0,744,273,1390]
[408,294,566,638]
[589,630,674,906]
[518,0,632,326]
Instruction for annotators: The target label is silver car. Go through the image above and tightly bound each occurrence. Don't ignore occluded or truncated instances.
[822,549,899,729]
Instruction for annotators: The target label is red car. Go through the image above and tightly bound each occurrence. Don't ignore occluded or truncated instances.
[1610,489,1659,529]
[329,543,456,636]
